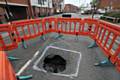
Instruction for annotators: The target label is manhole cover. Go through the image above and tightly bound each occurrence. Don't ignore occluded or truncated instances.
[43,55,66,73]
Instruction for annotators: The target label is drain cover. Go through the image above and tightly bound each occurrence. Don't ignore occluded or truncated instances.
[43,55,66,73]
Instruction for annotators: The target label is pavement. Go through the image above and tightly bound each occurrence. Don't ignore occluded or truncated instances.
[5,13,120,80]
[116,23,120,26]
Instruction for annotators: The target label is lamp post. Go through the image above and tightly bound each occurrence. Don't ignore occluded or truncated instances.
[47,0,50,16]
[92,4,96,18]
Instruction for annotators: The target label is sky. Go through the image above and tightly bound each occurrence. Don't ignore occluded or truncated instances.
[64,0,92,7]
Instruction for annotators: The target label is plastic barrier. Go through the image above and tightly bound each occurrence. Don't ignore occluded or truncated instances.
[0,18,120,73]
[0,24,17,50]
[56,18,83,35]
[96,20,120,57]
[43,18,57,33]
[83,18,99,39]
[86,20,120,71]
[113,45,120,72]
[12,19,44,42]
[0,50,17,80]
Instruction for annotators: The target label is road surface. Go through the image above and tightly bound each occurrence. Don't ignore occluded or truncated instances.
[5,13,120,80]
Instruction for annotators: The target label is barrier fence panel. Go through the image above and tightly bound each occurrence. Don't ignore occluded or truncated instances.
[0,50,17,80]
[83,18,99,39]
[0,17,120,73]
[82,19,120,72]
[12,19,43,42]
[0,24,17,50]
[43,18,57,33]
[94,20,120,71]
[56,18,83,35]
[115,46,120,72]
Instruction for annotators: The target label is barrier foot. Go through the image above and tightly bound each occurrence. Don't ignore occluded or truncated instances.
[8,56,20,61]
[88,41,98,48]
[21,39,27,49]
[40,35,46,41]
[94,59,112,66]
[75,36,79,41]
[22,42,27,49]
[55,34,64,40]
[17,75,33,80]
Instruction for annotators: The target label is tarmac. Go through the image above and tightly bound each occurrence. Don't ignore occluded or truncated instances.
[5,13,120,80]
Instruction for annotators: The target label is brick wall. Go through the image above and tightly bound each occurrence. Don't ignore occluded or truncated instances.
[0,0,28,5]
[52,0,64,13]
[99,0,120,9]
[0,0,30,23]
[64,4,79,13]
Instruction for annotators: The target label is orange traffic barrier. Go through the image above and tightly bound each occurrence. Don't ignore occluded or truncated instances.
[43,18,57,33]
[116,59,120,72]
[12,19,43,42]
[93,20,120,72]
[112,45,120,72]
[96,20,120,57]
[56,18,83,35]
[83,18,99,39]
[0,50,17,80]
[0,24,17,51]
[0,17,120,72]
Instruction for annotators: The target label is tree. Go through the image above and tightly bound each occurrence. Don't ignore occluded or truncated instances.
[79,4,85,11]
[90,0,100,18]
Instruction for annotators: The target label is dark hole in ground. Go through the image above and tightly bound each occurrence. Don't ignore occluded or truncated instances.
[43,55,66,73]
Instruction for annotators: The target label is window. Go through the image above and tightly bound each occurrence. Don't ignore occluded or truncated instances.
[38,0,42,4]
[38,0,47,5]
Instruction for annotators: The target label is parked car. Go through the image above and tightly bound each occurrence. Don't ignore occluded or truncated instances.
[98,9,106,14]
[62,13,72,17]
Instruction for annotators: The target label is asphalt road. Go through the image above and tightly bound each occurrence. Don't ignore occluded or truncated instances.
[49,13,102,19]
[5,13,120,80]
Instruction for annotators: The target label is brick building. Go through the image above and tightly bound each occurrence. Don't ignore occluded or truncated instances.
[31,0,53,17]
[52,0,64,13]
[98,0,120,10]
[0,0,32,23]
[64,4,79,13]
[0,0,65,23]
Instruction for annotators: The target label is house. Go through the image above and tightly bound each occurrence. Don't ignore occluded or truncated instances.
[52,0,64,13]
[31,0,53,17]
[98,0,120,11]
[64,4,79,13]
[0,0,30,23]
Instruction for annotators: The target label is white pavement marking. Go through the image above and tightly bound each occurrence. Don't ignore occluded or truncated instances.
[16,50,40,76]
[17,60,32,76]
[17,39,82,77]
[16,36,52,76]
[48,46,82,77]
[33,45,82,78]
[33,46,51,70]
[49,45,81,54]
